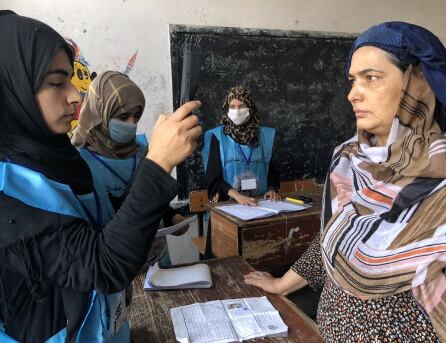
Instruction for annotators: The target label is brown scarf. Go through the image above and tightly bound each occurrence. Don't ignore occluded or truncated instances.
[221,86,260,146]
[71,71,145,158]
[321,64,446,340]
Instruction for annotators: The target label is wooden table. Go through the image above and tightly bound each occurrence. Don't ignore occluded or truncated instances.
[209,192,322,275]
[129,256,322,343]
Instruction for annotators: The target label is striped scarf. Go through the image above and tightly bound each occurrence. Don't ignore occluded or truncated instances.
[321,64,446,340]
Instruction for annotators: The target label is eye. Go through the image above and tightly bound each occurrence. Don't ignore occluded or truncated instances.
[348,78,355,85]
[119,113,131,120]
[366,75,379,82]
[49,82,64,88]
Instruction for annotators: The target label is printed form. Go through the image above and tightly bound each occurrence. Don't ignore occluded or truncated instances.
[170,296,288,343]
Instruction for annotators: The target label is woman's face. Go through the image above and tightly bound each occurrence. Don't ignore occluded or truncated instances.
[115,105,142,125]
[348,46,404,145]
[229,99,247,109]
[35,49,82,134]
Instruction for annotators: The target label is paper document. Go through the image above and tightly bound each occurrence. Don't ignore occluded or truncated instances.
[170,296,288,343]
[144,262,212,290]
[155,215,196,238]
[217,200,310,221]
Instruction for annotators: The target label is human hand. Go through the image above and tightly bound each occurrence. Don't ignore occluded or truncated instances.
[147,101,202,173]
[171,214,189,236]
[244,271,281,294]
[229,189,256,206]
[264,189,281,202]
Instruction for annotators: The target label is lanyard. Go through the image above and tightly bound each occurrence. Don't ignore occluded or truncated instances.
[75,189,103,228]
[83,148,136,187]
[237,144,254,168]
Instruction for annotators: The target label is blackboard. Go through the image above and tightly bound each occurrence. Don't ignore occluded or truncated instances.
[170,25,357,200]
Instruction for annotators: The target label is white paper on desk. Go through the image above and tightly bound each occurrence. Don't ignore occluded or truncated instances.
[217,200,310,221]
[155,215,196,238]
[171,301,237,343]
[242,297,288,338]
[143,262,212,290]
[256,199,310,213]
[217,204,275,220]
[170,296,287,343]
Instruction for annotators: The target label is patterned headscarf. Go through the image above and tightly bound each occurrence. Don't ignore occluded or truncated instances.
[71,71,145,158]
[322,23,446,340]
[221,86,260,146]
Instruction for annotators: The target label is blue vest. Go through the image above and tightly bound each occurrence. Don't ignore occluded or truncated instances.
[202,126,275,195]
[0,161,131,343]
[78,134,147,222]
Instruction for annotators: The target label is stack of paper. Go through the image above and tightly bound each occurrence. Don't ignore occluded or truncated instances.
[144,262,212,290]
[170,296,288,343]
[217,199,311,221]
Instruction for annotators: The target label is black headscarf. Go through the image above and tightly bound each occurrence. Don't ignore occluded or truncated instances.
[0,11,93,194]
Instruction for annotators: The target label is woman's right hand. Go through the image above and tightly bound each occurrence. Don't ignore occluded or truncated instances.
[244,271,281,294]
[228,189,256,206]
[147,101,202,174]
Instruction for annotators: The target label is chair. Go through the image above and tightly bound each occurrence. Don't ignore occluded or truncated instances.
[189,190,208,258]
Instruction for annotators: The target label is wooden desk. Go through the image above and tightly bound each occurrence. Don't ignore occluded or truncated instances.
[209,192,321,275]
[128,256,322,343]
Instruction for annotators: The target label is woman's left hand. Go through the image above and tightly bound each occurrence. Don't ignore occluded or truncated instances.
[264,189,281,202]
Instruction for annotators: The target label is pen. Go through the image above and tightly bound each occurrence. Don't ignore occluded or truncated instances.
[285,197,305,205]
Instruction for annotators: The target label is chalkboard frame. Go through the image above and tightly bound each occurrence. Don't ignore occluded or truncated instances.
[170,24,357,200]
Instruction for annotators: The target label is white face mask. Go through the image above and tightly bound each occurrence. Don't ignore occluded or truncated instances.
[227,108,250,125]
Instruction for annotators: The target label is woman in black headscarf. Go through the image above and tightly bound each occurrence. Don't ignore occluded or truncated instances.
[0,11,201,343]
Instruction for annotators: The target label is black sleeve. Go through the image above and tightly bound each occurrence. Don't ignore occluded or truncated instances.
[205,134,232,201]
[267,148,280,191]
[3,159,177,294]
[162,206,180,227]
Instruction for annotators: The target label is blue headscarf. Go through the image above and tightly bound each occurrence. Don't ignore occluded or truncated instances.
[346,22,446,110]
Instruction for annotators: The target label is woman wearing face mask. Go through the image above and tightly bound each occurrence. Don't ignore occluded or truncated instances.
[71,71,188,267]
[202,86,280,205]
[246,22,446,342]
[0,11,201,343]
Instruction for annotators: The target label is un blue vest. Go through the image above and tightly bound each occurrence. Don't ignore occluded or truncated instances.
[202,126,275,195]
[0,161,131,343]
[78,134,147,222]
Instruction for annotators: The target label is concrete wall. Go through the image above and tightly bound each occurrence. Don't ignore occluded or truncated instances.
[3,0,446,137]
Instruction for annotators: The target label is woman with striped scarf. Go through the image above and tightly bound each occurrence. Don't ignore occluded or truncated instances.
[245,22,446,342]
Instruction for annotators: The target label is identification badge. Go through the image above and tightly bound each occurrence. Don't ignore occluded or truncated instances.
[110,292,128,336]
[240,177,257,191]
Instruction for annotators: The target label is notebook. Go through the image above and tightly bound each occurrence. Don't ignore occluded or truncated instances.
[216,199,311,221]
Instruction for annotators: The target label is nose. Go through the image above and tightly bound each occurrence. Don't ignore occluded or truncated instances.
[347,83,363,104]
[67,83,82,105]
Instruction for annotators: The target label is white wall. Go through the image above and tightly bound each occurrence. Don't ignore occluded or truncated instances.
[3,0,446,137]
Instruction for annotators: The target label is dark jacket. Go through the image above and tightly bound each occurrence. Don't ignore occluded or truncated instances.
[0,159,177,343]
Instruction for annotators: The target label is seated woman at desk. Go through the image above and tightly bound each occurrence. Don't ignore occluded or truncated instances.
[71,71,188,267]
[202,86,280,205]
[245,22,446,342]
